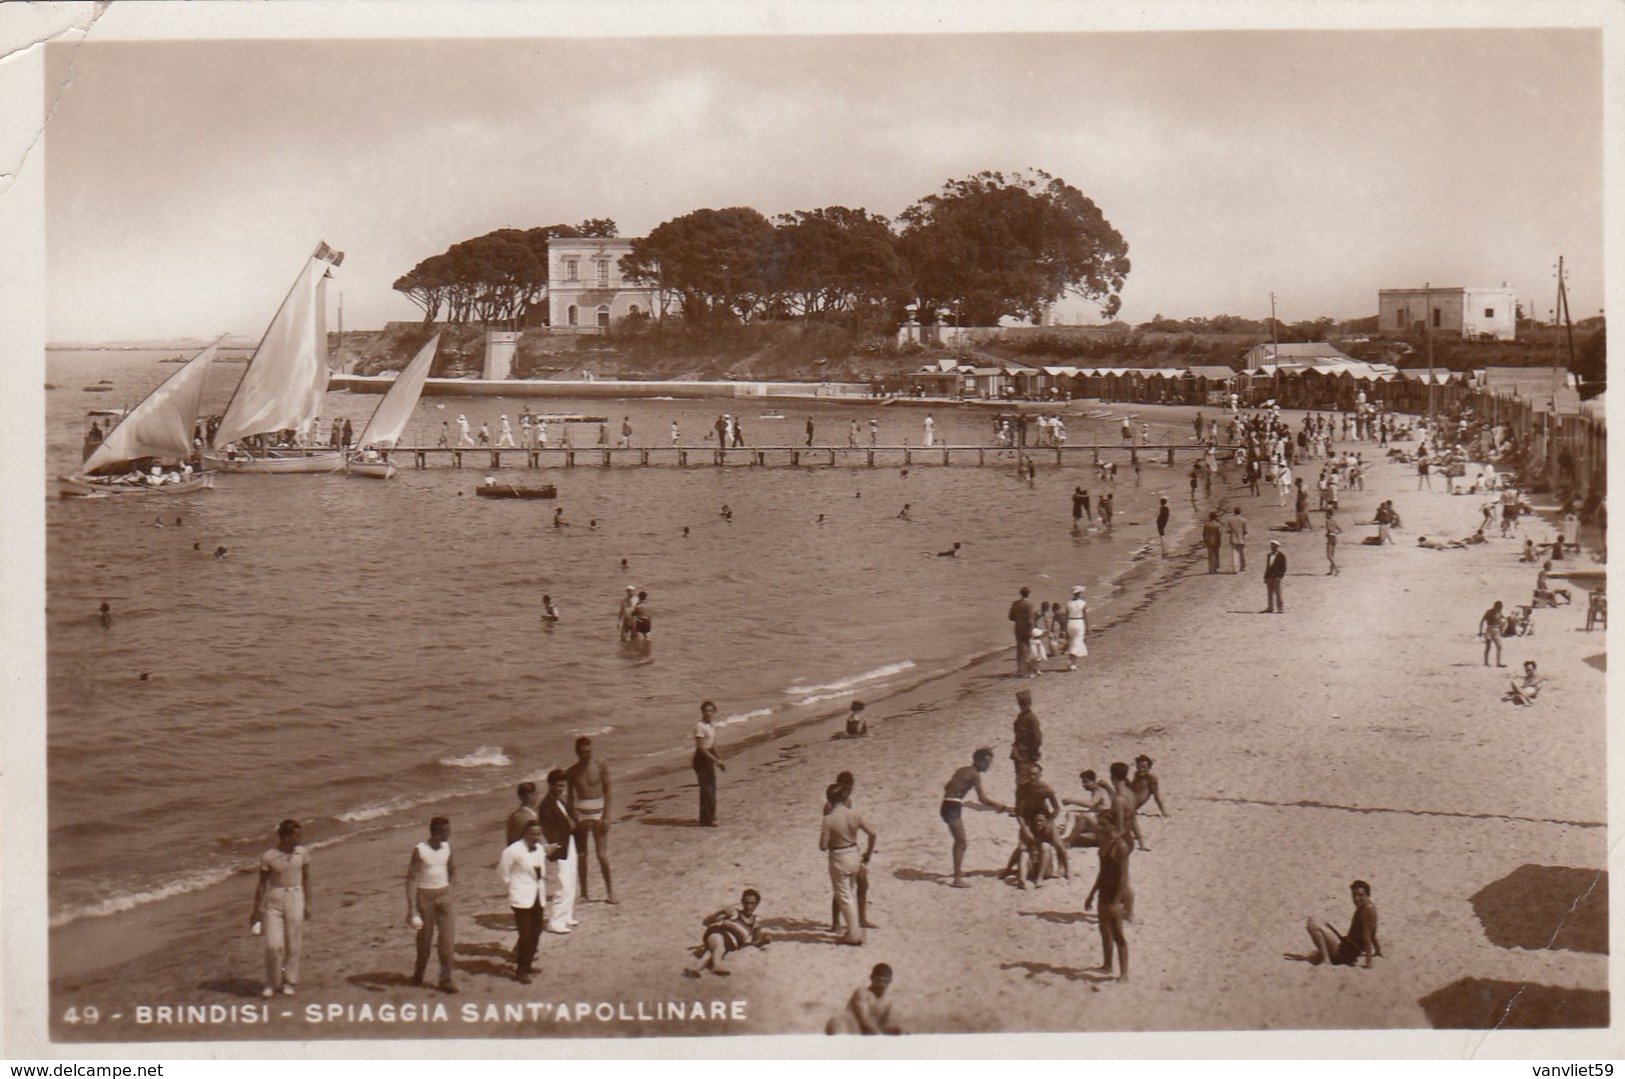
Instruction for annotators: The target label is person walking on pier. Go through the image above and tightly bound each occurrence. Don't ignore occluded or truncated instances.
[923,414,935,447]
[620,416,633,448]
[869,418,879,446]
[498,415,516,447]
[671,420,680,446]
[806,416,816,447]
[849,419,860,447]
[437,421,450,448]
[731,417,746,448]
[477,422,491,447]
[457,414,474,446]
[693,701,726,826]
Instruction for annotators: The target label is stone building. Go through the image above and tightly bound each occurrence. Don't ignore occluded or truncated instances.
[545,237,659,332]
[1377,285,1516,341]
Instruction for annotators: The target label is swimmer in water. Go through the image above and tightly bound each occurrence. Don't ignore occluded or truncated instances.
[937,543,962,558]
[98,602,112,628]
[553,508,567,528]
[541,594,561,623]
[898,504,911,520]
[590,520,598,530]
[620,559,629,571]
[683,526,690,538]
[215,546,228,559]
[720,504,733,521]
[817,514,828,525]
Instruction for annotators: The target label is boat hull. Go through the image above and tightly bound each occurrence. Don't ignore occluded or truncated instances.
[201,450,344,474]
[58,472,216,498]
[345,459,398,480]
[475,484,557,500]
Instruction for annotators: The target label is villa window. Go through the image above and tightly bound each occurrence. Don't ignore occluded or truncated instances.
[567,305,578,327]
[595,260,609,287]
[565,259,579,282]
[1484,307,1495,319]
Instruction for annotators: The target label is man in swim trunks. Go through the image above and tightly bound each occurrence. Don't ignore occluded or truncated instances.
[942,748,1010,888]
[825,963,903,1035]
[1091,823,1131,983]
[1009,763,1067,888]
[1130,755,1168,835]
[1061,769,1113,846]
[566,737,616,904]
[1087,763,1136,920]
[1306,879,1381,967]
[686,888,767,977]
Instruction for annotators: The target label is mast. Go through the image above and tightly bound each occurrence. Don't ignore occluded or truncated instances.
[1424,281,1435,429]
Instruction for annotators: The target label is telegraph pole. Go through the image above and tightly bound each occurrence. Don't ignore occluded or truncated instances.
[1424,281,1435,430]
[1269,292,1280,405]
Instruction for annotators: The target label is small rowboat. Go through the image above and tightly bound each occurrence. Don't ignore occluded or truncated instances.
[476,483,557,500]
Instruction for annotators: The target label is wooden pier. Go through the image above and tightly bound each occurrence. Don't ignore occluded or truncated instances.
[370,443,1229,470]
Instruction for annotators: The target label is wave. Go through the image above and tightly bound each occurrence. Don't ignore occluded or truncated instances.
[785,660,914,697]
[575,725,615,737]
[795,681,896,707]
[716,707,772,728]
[439,745,512,768]
[48,865,239,928]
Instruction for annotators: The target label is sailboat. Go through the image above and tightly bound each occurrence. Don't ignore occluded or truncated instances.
[58,339,221,498]
[345,334,440,479]
[201,243,346,474]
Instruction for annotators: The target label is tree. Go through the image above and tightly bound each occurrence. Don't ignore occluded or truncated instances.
[898,169,1129,326]
[577,218,618,238]
[621,207,778,322]
[1574,322,1606,385]
[771,206,907,323]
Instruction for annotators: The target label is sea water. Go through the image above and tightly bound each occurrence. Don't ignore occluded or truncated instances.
[43,350,1215,926]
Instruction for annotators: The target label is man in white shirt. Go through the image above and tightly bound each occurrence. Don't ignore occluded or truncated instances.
[693,701,725,826]
[405,816,457,993]
[497,820,552,983]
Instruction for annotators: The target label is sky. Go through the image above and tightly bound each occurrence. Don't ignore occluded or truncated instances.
[39,8,1610,342]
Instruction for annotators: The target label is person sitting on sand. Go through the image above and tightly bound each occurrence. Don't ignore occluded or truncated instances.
[1505,660,1547,705]
[685,888,767,977]
[1520,537,1539,563]
[941,748,1010,888]
[1004,764,1067,889]
[1061,769,1113,847]
[937,543,961,558]
[1305,880,1381,968]
[1130,755,1168,825]
[1533,561,1572,607]
[839,700,868,738]
[826,963,903,1035]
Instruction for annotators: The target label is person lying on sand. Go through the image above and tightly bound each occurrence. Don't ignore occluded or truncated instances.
[1305,880,1380,968]
[685,888,767,977]
[1415,535,1468,550]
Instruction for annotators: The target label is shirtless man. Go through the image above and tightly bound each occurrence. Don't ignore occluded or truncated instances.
[1087,762,1136,919]
[1306,879,1381,968]
[1061,769,1113,847]
[1007,763,1068,888]
[566,737,616,904]
[941,748,1010,888]
[505,782,539,848]
[825,963,903,1035]
[1130,754,1168,828]
[1090,818,1131,982]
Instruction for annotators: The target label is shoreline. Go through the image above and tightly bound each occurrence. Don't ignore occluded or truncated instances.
[47,490,1219,971]
[45,417,1607,1044]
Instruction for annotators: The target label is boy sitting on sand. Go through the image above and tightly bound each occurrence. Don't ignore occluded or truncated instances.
[1504,660,1547,706]
[1305,880,1381,968]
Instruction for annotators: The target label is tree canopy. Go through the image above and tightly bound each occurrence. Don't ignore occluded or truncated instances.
[898,170,1130,325]
[392,220,614,324]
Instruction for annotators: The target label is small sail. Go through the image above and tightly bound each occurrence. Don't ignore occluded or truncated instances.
[355,335,439,450]
[212,252,337,448]
[82,339,220,474]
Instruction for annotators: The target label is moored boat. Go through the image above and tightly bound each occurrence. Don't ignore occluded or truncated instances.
[58,339,221,498]
[201,243,346,474]
[345,334,440,481]
[475,483,557,500]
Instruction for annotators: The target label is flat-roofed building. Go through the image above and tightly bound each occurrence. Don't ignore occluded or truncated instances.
[546,238,659,332]
[1378,286,1516,341]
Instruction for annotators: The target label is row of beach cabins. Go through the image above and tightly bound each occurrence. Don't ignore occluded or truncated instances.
[895,342,1603,501]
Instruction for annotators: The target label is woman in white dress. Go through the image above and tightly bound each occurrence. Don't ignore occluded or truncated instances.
[1064,585,1090,672]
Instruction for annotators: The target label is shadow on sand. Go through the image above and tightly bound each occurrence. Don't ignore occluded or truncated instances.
[1468,864,1608,954]
[1418,977,1608,1028]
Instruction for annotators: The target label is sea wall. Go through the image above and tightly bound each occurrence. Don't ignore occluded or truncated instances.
[329,375,872,400]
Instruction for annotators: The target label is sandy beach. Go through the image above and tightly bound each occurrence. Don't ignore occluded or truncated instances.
[44,420,1607,1047]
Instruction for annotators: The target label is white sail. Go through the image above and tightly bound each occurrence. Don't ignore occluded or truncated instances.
[211,252,337,448]
[81,339,220,474]
[354,334,439,450]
